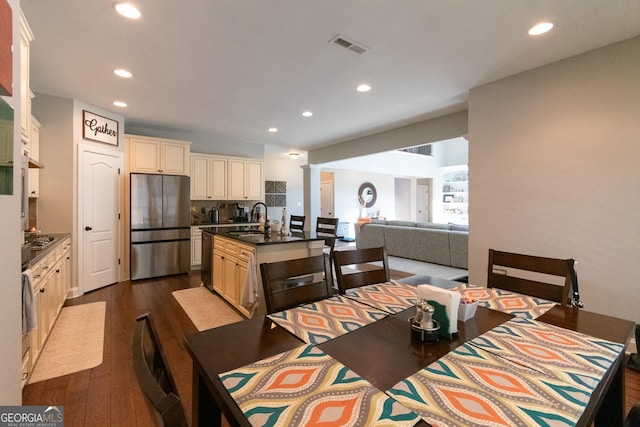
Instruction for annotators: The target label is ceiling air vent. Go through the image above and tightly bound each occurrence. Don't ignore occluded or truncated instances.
[330,35,369,55]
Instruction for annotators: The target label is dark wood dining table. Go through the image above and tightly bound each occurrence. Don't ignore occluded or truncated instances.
[184,291,635,427]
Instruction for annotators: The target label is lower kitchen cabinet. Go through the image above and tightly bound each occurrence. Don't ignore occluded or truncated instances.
[26,236,71,385]
[191,226,202,267]
[212,235,254,317]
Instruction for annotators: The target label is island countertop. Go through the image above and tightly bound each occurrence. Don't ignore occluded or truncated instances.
[201,226,327,246]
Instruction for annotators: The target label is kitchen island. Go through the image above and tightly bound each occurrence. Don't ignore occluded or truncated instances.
[201,227,327,317]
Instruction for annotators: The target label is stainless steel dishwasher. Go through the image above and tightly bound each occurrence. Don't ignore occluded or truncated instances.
[201,231,213,291]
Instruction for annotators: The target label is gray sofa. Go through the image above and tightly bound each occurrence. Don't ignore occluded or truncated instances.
[355,220,468,270]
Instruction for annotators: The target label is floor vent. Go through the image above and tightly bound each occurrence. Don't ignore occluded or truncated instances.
[329,35,369,54]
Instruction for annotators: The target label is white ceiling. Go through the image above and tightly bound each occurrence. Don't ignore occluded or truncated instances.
[21,1,640,154]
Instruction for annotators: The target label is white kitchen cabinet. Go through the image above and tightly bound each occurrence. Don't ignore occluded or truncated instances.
[191,226,202,267]
[28,116,40,197]
[190,154,227,200]
[227,158,263,200]
[29,236,72,374]
[19,10,34,145]
[127,134,190,175]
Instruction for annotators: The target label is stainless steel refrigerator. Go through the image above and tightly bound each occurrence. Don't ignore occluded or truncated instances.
[130,173,190,280]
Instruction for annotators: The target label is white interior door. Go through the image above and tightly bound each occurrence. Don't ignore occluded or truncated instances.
[320,180,334,218]
[80,148,121,293]
[416,181,431,222]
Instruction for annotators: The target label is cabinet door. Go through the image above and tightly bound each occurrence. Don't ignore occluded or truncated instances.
[27,117,40,196]
[19,14,32,144]
[244,161,263,200]
[161,142,189,175]
[190,155,209,199]
[227,159,245,200]
[209,157,227,199]
[222,255,237,302]
[191,235,202,266]
[212,252,224,294]
[235,261,249,314]
[130,138,161,173]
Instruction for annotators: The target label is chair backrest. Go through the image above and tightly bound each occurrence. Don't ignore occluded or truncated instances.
[132,313,188,427]
[487,249,576,304]
[316,217,339,250]
[333,247,390,294]
[289,215,305,233]
[260,254,334,313]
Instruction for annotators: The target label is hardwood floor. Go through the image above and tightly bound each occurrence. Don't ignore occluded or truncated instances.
[23,271,640,426]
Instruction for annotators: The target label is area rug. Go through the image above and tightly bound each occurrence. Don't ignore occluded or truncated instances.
[29,301,106,384]
[172,286,244,332]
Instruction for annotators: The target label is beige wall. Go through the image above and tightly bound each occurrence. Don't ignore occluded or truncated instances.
[468,37,640,322]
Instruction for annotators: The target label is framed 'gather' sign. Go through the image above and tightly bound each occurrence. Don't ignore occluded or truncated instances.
[82,110,119,146]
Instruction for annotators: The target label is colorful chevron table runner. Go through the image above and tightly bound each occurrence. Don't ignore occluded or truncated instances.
[453,284,558,319]
[387,342,590,427]
[467,318,625,393]
[219,344,421,427]
[342,281,419,314]
[267,295,388,345]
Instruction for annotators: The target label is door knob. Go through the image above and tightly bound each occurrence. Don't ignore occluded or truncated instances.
[85,226,92,231]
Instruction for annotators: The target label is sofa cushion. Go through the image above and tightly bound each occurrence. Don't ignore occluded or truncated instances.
[356,224,385,249]
[451,224,469,232]
[385,220,417,227]
[448,231,468,269]
[416,222,452,230]
[371,219,387,225]
[384,226,451,266]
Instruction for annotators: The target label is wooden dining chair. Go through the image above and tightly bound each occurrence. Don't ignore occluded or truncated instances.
[487,249,578,306]
[132,313,189,427]
[316,217,339,254]
[259,254,334,313]
[333,247,390,294]
[289,215,305,233]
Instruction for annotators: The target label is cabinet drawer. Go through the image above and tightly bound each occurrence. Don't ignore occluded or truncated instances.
[237,245,255,263]
[213,236,225,251]
[191,227,203,237]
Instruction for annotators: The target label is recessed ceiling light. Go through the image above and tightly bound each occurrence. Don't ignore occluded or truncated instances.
[356,83,372,92]
[114,69,132,78]
[302,111,313,117]
[113,101,127,107]
[268,127,278,133]
[528,22,553,36]
[114,3,141,19]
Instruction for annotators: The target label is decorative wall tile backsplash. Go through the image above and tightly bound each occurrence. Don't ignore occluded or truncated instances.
[265,180,286,207]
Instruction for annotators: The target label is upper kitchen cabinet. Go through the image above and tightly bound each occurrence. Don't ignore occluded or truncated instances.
[227,158,263,200]
[19,10,34,145]
[190,153,226,200]
[27,115,40,197]
[127,134,190,175]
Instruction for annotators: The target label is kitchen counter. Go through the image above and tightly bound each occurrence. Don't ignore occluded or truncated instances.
[202,227,328,317]
[192,222,260,227]
[23,233,71,268]
[202,226,327,246]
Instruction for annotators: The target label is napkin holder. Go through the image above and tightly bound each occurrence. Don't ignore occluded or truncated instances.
[417,285,461,339]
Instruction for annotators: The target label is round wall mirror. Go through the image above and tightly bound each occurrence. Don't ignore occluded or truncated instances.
[358,182,377,208]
